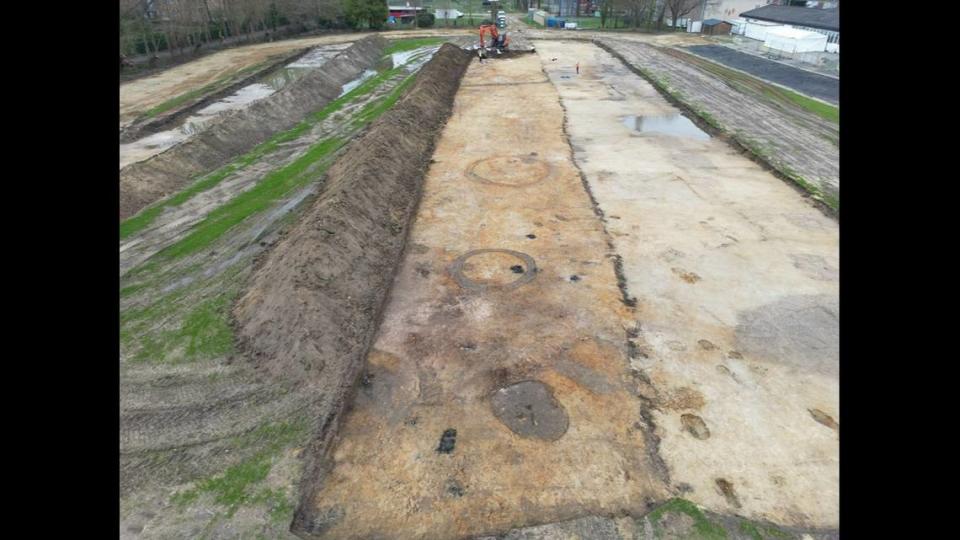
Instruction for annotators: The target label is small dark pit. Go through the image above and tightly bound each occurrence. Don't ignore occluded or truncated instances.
[526,234,537,239]
[570,275,580,281]
[447,480,465,497]
[510,265,525,274]
[437,428,457,453]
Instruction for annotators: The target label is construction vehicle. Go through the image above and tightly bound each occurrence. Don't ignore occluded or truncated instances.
[477,21,509,59]
[476,1,509,59]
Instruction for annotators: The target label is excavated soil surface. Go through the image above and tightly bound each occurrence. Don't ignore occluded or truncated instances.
[593,39,839,204]
[230,43,472,536]
[119,35,387,221]
[291,52,670,540]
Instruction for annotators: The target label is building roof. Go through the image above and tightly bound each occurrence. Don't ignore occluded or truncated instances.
[740,6,839,32]
[702,19,726,26]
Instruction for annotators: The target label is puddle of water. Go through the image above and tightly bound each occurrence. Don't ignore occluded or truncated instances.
[120,44,352,170]
[392,46,442,72]
[622,114,710,141]
[340,69,377,97]
[286,43,351,68]
[190,83,276,118]
[121,44,441,170]
[120,83,279,169]
[261,44,353,91]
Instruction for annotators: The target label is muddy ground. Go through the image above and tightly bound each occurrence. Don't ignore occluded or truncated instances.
[296,51,669,539]
[119,36,387,220]
[593,39,839,208]
[292,42,837,538]
[119,38,457,539]
[539,40,838,529]
[119,23,838,539]
[120,30,473,130]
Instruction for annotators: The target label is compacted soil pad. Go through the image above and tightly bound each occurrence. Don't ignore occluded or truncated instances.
[118,28,838,539]
[291,43,838,539]
[293,51,669,540]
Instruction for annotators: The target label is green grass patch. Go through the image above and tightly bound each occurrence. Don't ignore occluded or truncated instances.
[120,54,414,239]
[120,283,149,298]
[155,136,343,261]
[126,287,236,364]
[384,37,444,56]
[124,64,409,250]
[647,498,728,539]
[740,521,764,540]
[354,73,416,126]
[519,18,545,29]
[171,419,307,517]
[762,86,838,124]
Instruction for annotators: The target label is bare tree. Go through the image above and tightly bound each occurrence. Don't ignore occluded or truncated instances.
[665,0,699,29]
[121,0,352,62]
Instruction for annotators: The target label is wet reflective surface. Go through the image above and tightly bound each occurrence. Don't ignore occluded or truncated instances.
[622,114,710,140]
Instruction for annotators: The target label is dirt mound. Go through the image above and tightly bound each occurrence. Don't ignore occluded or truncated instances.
[119,47,313,144]
[119,35,387,221]
[230,43,471,539]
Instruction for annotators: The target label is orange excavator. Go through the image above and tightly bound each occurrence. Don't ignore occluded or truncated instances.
[477,21,509,60]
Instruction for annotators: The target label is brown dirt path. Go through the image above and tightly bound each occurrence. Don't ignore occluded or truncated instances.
[294,52,669,539]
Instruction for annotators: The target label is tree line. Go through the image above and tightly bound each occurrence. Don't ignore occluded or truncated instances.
[508,0,701,30]
[119,0,394,59]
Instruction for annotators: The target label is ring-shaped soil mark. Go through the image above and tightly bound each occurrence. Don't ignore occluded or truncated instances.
[449,249,538,291]
[465,154,552,187]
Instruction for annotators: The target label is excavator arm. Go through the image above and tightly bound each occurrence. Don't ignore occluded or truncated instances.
[478,23,509,54]
[479,24,499,49]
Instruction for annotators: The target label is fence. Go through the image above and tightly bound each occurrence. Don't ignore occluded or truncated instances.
[728,35,839,71]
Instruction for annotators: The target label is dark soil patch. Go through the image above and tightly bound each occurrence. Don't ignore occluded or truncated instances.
[227,43,472,539]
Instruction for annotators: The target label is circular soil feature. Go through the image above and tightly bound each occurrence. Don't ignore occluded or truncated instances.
[466,155,552,187]
[450,249,537,291]
[490,380,569,441]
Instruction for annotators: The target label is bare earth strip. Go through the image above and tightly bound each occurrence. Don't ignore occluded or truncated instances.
[537,40,838,529]
[593,38,839,203]
[299,52,669,539]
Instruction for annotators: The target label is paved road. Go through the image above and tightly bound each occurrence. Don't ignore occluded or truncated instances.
[686,44,838,104]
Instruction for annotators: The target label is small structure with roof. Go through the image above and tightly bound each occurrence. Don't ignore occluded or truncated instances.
[388,5,425,24]
[701,18,733,36]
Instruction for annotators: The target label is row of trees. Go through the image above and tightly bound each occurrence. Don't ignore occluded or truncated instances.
[507,0,702,30]
[120,0,375,58]
[120,0,702,59]
[597,0,702,30]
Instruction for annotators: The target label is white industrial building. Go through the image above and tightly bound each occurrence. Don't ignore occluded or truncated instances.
[762,26,828,53]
